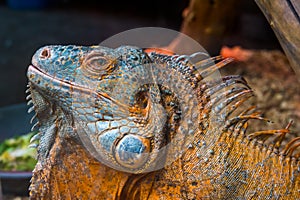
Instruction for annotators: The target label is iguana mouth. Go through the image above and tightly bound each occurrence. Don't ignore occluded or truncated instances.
[28,64,85,93]
[27,64,137,118]
[28,64,118,103]
[27,64,95,128]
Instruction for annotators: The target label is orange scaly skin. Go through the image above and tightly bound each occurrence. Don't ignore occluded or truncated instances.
[27,45,299,199]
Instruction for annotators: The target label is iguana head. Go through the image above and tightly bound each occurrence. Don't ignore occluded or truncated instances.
[27,45,200,173]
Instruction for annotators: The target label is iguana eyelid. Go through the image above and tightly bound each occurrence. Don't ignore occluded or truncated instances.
[82,51,118,77]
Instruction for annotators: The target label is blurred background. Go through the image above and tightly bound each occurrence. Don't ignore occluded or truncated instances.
[0,0,281,107]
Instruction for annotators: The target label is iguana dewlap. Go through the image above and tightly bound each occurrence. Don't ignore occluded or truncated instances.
[27,45,300,199]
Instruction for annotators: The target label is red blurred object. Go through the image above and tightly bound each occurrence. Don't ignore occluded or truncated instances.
[220,46,253,62]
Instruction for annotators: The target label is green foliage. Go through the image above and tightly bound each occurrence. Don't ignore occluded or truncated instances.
[0,131,37,171]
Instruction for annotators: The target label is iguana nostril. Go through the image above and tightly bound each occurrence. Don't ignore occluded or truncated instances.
[40,48,51,59]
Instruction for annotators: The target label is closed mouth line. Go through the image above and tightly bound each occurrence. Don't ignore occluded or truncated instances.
[27,64,128,111]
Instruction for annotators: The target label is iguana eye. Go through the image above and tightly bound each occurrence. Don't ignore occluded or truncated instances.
[82,51,115,77]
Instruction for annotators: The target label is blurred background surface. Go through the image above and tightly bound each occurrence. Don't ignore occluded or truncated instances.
[0,0,280,107]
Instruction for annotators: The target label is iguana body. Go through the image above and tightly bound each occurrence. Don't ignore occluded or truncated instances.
[27,45,300,199]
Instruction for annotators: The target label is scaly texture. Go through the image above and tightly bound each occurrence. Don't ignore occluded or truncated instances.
[27,45,300,199]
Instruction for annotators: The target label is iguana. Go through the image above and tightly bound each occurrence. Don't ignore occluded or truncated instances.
[26,45,300,199]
